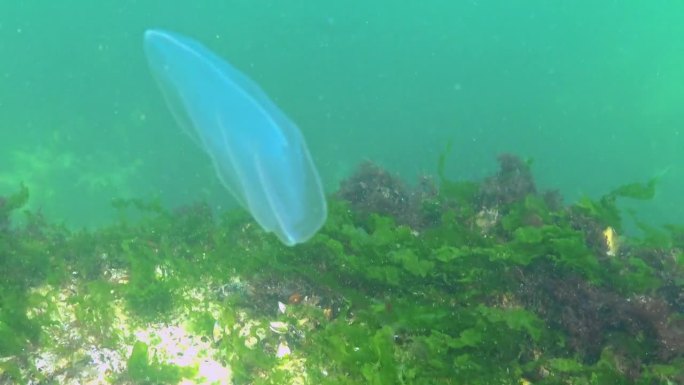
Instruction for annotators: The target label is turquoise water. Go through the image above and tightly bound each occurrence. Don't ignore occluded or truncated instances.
[1,1,683,229]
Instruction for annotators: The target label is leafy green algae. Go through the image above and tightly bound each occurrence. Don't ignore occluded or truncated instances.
[126,341,194,384]
[0,157,682,384]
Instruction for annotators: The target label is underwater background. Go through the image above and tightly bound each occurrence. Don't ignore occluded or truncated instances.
[1,1,683,229]
[1,1,683,384]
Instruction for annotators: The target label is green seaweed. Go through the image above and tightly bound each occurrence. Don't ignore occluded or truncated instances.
[126,341,193,384]
[123,249,177,322]
[0,183,29,223]
[575,178,658,230]
[1,158,682,384]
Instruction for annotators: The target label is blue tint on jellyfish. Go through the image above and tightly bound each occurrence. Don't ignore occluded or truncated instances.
[143,29,327,246]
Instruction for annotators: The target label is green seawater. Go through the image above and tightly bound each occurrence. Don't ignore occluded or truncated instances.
[1,1,682,228]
